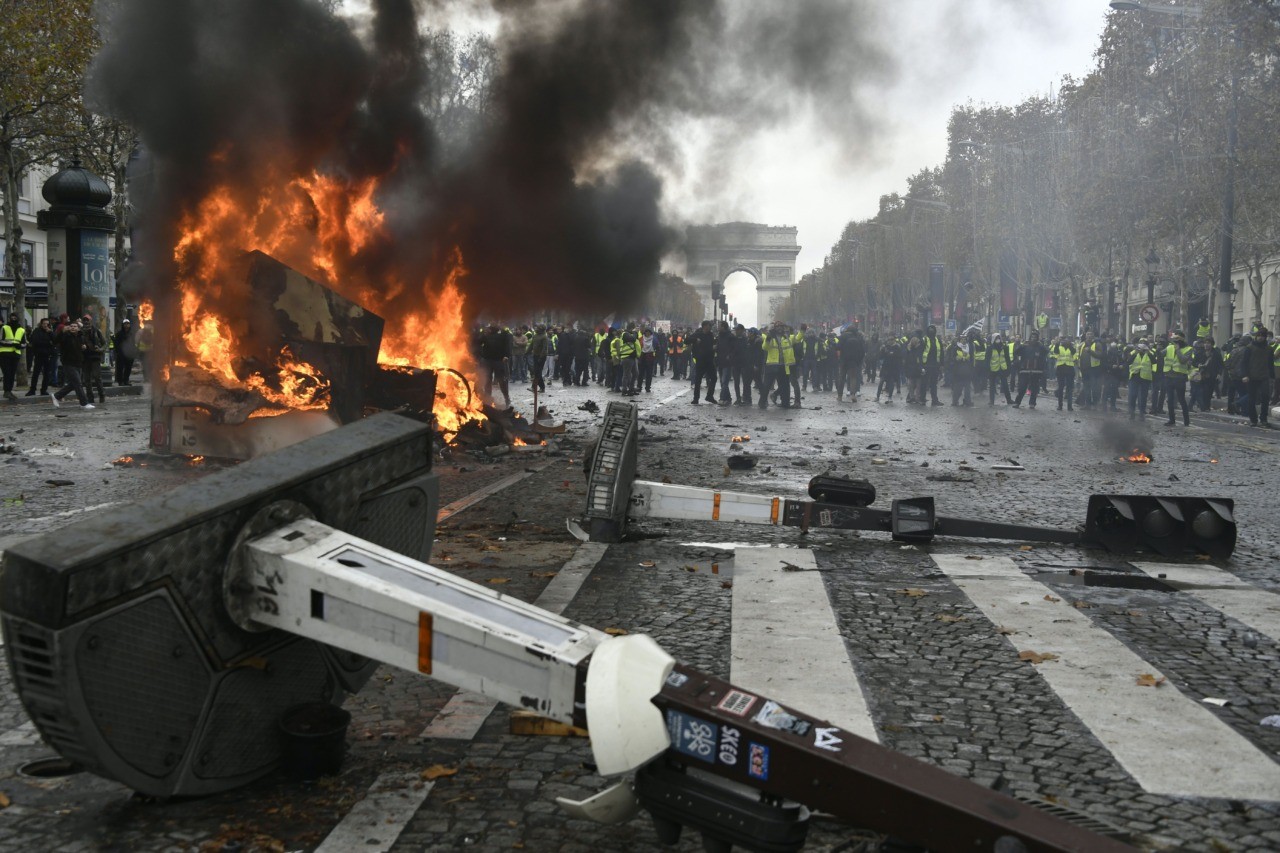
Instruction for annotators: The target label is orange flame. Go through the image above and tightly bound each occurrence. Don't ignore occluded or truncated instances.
[169,170,484,431]
[1126,451,1152,464]
[137,300,154,328]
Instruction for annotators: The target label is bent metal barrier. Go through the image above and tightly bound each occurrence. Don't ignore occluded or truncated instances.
[0,413,1138,852]
[571,402,1237,560]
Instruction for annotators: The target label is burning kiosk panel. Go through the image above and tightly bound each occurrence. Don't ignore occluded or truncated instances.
[0,414,438,796]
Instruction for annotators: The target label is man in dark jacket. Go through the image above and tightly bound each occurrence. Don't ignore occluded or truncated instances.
[81,313,107,405]
[688,320,717,404]
[1236,327,1276,427]
[51,320,91,408]
[922,324,943,405]
[479,321,514,406]
[112,318,136,387]
[26,317,57,396]
[1011,331,1048,408]
[836,326,865,402]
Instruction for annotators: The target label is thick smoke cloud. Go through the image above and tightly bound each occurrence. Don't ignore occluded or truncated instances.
[89,0,894,318]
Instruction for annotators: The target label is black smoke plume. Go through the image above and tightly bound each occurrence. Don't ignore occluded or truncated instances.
[88,0,892,319]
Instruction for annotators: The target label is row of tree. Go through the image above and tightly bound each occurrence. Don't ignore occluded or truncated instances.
[784,0,1280,339]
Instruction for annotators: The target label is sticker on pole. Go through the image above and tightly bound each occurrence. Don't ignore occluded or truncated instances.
[1139,304,1160,324]
[747,743,770,780]
[752,700,812,737]
[716,689,758,717]
[665,710,718,763]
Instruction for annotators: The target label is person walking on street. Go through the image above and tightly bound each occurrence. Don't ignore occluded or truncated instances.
[81,314,107,405]
[51,320,92,409]
[480,321,514,406]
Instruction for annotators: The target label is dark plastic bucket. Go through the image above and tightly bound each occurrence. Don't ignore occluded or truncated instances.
[278,702,351,780]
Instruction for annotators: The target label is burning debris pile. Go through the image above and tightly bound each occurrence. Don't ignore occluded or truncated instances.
[85,0,892,459]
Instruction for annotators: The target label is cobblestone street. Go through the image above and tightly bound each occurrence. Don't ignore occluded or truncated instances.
[1,379,1278,852]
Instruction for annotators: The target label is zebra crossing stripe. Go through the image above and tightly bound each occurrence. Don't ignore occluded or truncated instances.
[731,547,879,743]
[1131,562,1280,643]
[932,553,1280,800]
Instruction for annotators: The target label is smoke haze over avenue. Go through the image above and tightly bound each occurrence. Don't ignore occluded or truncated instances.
[89,0,1107,316]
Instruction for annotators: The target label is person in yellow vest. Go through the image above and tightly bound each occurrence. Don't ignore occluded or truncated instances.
[759,322,791,409]
[986,333,1012,405]
[1163,330,1194,426]
[969,330,987,399]
[1195,318,1212,340]
[1050,336,1078,411]
[787,325,805,407]
[1270,333,1280,407]
[0,313,28,401]
[946,334,973,406]
[1127,339,1155,421]
[616,328,639,395]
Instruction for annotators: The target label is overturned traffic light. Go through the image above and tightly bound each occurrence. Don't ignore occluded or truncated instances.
[1083,495,1236,560]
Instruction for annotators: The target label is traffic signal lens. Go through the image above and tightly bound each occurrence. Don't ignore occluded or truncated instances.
[1191,509,1224,539]
[1141,508,1174,538]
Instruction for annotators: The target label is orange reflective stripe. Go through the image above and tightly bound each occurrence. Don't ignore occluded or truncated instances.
[418,612,433,674]
[770,497,780,525]
[712,492,721,521]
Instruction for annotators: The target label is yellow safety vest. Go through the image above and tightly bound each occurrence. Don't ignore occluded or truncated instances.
[1163,344,1192,375]
[762,337,782,365]
[0,325,25,354]
[989,347,1008,372]
[1129,353,1154,381]
[1052,344,1077,368]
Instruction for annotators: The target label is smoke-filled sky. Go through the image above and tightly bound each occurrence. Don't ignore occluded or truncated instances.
[96,0,1110,328]
[353,1,1111,298]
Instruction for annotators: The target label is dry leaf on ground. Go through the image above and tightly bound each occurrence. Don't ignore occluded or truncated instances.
[529,571,557,579]
[996,626,1016,635]
[1135,673,1167,688]
[899,588,927,598]
[1072,600,1094,609]
[604,627,629,636]
[1018,650,1059,664]
[1043,594,1060,603]
[639,560,655,567]
[422,765,459,780]
[486,578,510,584]
[1018,545,1034,551]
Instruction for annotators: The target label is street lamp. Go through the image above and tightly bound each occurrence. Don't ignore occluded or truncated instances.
[1145,249,1159,337]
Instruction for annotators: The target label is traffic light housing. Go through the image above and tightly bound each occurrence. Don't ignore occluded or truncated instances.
[711,280,722,301]
[1083,495,1236,559]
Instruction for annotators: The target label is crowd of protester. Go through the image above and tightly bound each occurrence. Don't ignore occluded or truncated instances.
[473,317,1279,428]
[0,311,148,409]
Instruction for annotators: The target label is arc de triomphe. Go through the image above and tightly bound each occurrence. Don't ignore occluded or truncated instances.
[683,222,800,325]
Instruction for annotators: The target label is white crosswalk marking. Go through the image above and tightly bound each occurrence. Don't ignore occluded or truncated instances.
[314,772,434,853]
[932,553,1280,800]
[731,547,879,743]
[1131,562,1280,643]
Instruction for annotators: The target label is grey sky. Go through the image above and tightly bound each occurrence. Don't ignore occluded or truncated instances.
[346,1,1111,326]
